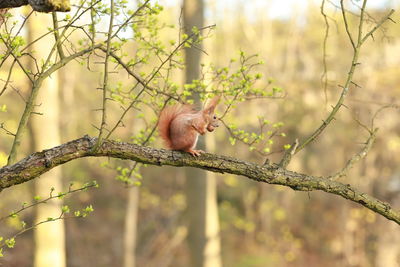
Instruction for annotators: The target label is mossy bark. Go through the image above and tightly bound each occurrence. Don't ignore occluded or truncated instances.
[0,0,70,12]
[1,135,400,225]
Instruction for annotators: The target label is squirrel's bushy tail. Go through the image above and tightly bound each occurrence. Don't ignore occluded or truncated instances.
[158,104,193,148]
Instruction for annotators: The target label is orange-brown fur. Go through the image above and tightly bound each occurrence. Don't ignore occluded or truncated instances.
[158,97,220,156]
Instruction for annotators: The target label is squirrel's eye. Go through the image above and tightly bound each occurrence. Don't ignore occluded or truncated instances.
[213,115,217,119]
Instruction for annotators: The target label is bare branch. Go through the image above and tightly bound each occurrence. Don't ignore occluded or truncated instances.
[0,122,15,136]
[356,0,368,46]
[361,9,395,45]
[51,12,65,59]
[0,59,16,96]
[371,104,399,129]
[94,0,114,150]
[340,0,356,50]
[320,0,330,103]
[295,1,393,158]
[328,128,377,180]
[98,46,180,101]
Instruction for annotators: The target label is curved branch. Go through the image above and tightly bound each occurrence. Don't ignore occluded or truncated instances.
[294,2,394,158]
[328,128,377,180]
[1,136,399,225]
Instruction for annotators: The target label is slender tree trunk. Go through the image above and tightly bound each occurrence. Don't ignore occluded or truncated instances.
[27,13,66,267]
[375,215,400,266]
[183,1,222,266]
[122,85,141,267]
[123,186,139,267]
[203,134,222,267]
[32,77,66,267]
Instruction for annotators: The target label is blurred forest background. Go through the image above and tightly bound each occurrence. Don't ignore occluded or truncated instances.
[1,0,400,266]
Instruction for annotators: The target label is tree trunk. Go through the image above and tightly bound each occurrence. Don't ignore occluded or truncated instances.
[183,0,222,266]
[123,186,139,267]
[27,13,66,267]
[203,134,222,267]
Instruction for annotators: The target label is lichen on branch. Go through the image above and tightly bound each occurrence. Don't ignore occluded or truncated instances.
[0,0,70,12]
[0,136,399,225]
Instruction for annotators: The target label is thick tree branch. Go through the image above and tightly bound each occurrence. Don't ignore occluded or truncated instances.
[1,136,399,225]
[0,0,70,12]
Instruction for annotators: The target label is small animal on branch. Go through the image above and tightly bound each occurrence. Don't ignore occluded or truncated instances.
[158,96,220,156]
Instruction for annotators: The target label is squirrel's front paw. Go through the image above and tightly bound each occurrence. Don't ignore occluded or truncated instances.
[187,149,204,157]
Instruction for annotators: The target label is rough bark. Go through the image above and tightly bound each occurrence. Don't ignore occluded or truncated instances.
[0,136,399,225]
[0,8,8,25]
[0,0,70,12]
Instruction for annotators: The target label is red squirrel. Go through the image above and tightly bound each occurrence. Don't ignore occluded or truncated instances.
[158,96,220,156]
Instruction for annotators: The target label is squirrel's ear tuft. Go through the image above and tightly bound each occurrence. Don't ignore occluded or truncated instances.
[203,96,220,114]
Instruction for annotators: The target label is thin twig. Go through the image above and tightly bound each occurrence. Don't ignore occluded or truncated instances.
[98,47,180,101]
[340,0,356,50]
[320,0,330,104]
[371,104,399,130]
[52,12,65,59]
[0,59,17,96]
[295,0,392,157]
[328,128,377,180]
[361,9,395,45]
[94,0,115,149]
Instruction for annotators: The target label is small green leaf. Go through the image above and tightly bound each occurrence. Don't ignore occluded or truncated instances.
[5,238,15,248]
[0,104,7,112]
[229,137,236,145]
[61,205,70,213]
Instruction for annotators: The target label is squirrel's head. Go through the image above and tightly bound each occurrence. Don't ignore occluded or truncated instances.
[202,96,220,132]
[206,114,219,132]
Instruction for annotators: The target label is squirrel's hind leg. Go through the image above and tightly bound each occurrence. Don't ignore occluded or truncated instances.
[186,148,204,157]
